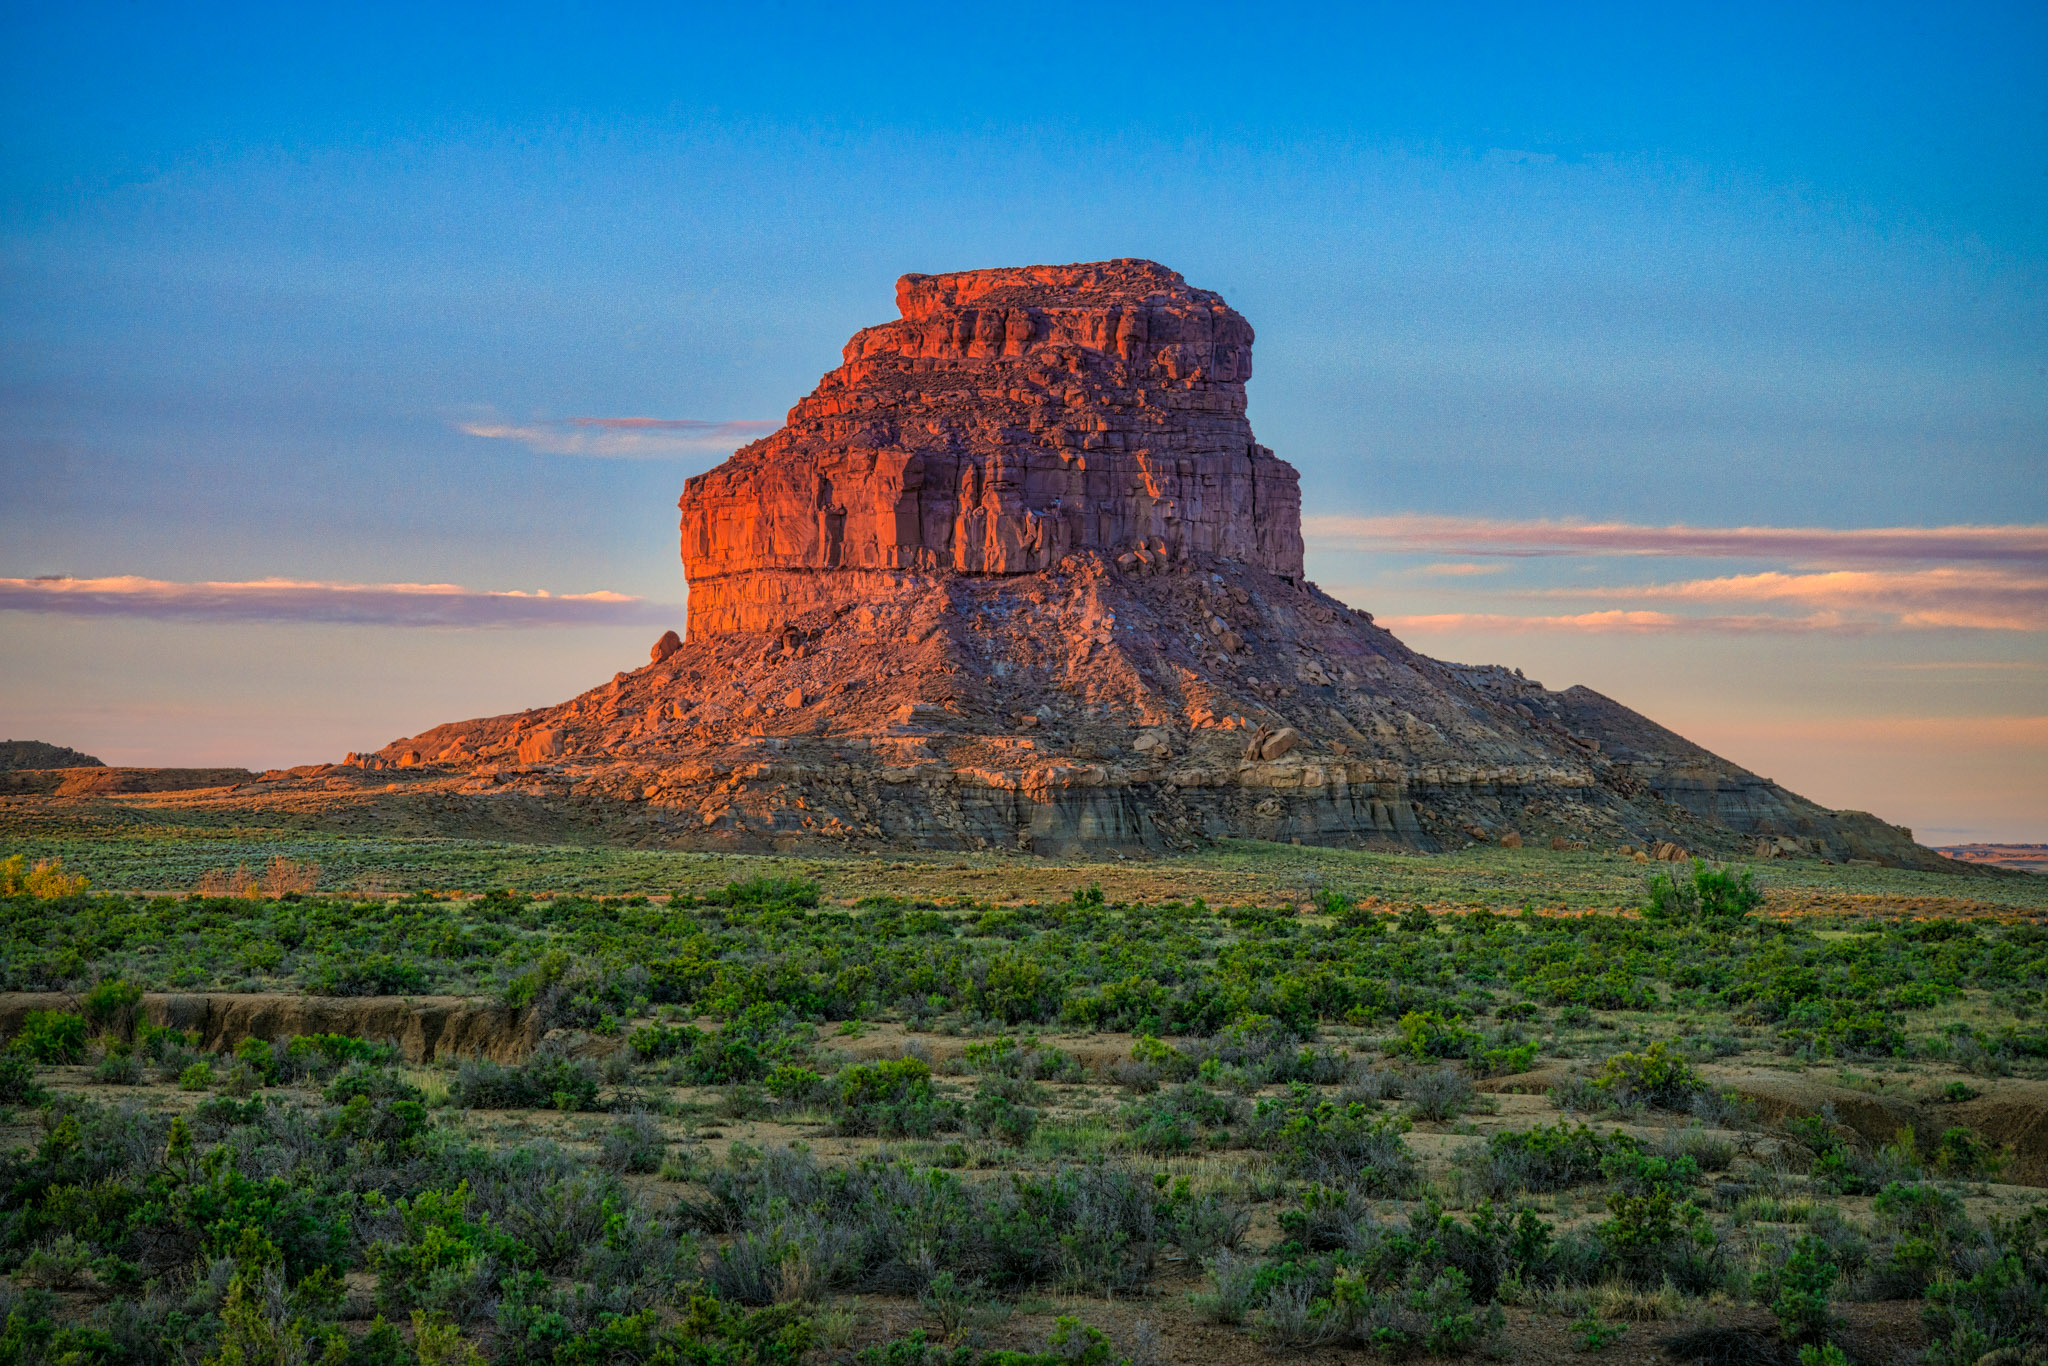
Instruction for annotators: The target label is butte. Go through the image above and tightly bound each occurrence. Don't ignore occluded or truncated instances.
[338,259,1938,866]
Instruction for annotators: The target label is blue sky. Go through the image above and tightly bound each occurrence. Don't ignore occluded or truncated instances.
[3,2,2044,839]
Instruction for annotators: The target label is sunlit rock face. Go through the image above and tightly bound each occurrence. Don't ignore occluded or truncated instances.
[677,259,1303,637]
[334,260,1944,869]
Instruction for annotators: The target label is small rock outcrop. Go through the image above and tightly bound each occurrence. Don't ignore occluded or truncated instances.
[319,260,1946,867]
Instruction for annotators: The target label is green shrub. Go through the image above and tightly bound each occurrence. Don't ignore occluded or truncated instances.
[0,1053,46,1105]
[10,1011,88,1064]
[1920,1209,2048,1366]
[304,954,428,997]
[1598,1187,1719,1290]
[369,1181,533,1315]
[80,979,144,1032]
[233,1037,279,1083]
[1592,1042,1698,1108]
[134,1022,199,1062]
[283,1033,398,1078]
[763,1064,824,1102]
[449,1054,600,1111]
[834,1057,958,1137]
[1249,1083,1416,1190]
[965,1078,1039,1145]
[178,1060,214,1091]
[1931,1126,2003,1179]
[1397,1010,1479,1060]
[1119,1084,1239,1155]
[630,1004,811,1084]
[1645,860,1759,923]
[1754,1233,1838,1345]
[1472,1121,1622,1194]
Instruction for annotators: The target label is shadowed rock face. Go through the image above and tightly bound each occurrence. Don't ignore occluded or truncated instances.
[678,259,1303,637]
[316,260,1950,869]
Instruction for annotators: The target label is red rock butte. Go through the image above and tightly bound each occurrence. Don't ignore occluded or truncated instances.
[316,259,1940,866]
[678,260,1304,637]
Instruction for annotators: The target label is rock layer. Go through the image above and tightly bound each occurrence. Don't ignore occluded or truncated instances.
[679,259,1302,637]
[324,259,1947,869]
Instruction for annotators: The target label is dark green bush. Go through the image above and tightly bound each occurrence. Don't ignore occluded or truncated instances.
[1591,1043,1699,1109]
[1469,1121,1621,1195]
[79,980,143,1033]
[1755,1233,1839,1346]
[10,1012,88,1065]
[1249,1084,1416,1190]
[0,1054,46,1106]
[1645,860,1759,923]
[834,1057,958,1137]
[450,1054,600,1112]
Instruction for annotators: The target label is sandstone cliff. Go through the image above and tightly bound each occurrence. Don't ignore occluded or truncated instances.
[327,260,1942,868]
[678,259,1302,637]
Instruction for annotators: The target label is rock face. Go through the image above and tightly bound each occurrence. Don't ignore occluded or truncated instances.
[678,260,1303,637]
[329,260,1950,870]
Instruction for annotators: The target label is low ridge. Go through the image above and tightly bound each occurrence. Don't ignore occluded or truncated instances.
[0,739,105,770]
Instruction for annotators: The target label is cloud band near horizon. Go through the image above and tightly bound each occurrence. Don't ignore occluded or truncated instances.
[460,416,779,457]
[0,576,678,628]
[1304,515,2048,565]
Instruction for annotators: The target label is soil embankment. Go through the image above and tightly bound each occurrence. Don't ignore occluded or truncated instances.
[0,991,537,1063]
[1482,1063,2048,1186]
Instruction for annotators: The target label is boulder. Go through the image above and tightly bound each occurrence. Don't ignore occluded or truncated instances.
[1259,727,1302,761]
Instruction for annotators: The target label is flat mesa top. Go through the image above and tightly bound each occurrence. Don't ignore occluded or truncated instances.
[893,258,1227,317]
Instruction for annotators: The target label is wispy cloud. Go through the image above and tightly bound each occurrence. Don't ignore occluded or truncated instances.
[1686,714,2048,747]
[460,416,778,458]
[0,576,675,627]
[1528,566,2048,632]
[1378,610,1865,635]
[1306,515,2048,566]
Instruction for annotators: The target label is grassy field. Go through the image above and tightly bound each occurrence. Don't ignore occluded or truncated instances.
[1,826,2045,1366]
[5,807,2045,914]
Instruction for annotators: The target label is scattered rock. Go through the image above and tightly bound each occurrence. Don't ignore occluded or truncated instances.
[1258,727,1301,761]
[1499,830,1523,849]
[649,630,682,664]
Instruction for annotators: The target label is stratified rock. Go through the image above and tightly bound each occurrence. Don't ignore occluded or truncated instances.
[324,259,1952,871]
[677,259,1302,638]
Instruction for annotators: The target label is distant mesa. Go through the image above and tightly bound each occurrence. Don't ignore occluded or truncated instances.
[97,259,1956,866]
[0,740,104,770]
[1937,845,2048,875]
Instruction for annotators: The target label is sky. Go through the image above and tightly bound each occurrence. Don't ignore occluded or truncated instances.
[2,2,2044,842]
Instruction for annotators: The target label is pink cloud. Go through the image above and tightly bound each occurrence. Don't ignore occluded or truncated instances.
[1377,609,1864,634]
[1532,566,2048,631]
[0,576,675,627]
[1305,515,2048,566]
